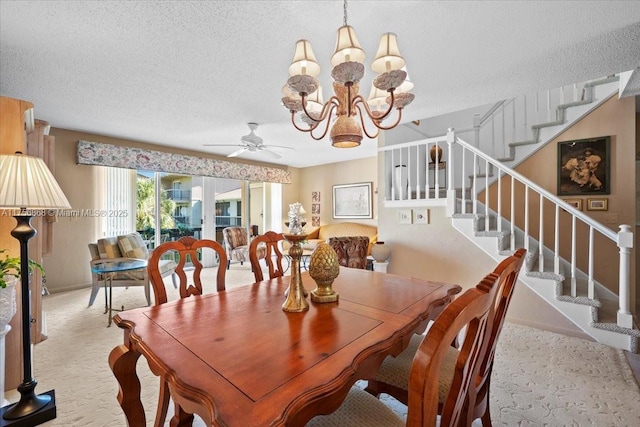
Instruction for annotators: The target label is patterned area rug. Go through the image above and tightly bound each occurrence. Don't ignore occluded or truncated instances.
[5,266,640,426]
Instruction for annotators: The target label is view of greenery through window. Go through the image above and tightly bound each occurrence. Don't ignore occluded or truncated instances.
[135,170,244,248]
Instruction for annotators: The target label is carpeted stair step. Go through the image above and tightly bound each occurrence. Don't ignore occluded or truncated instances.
[557,276,601,307]
[524,248,565,283]
[591,300,640,353]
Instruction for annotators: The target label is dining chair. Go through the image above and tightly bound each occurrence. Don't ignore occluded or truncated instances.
[327,236,370,269]
[306,257,509,427]
[364,248,526,426]
[249,231,284,282]
[146,235,228,426]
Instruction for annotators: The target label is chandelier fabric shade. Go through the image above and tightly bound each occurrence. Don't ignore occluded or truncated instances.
[371,33,405,73]
[288,39,321,78]
[0,153,71,210]
[281,0,415,148]
[331,25,366,66]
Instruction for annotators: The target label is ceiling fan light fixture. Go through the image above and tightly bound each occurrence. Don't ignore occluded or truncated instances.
[283,0,414,148]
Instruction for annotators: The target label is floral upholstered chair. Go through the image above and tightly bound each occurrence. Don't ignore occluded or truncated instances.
[327,236,370,269]
[222,226,251,269]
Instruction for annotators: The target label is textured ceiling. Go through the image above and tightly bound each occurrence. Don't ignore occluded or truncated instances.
[1,1,639,168]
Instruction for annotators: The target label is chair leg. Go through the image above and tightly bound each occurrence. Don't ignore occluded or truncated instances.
[88,282,101,307]
[154,377,170,427]
[226,259,230,270]
[480,409,492,427]
[171,272,178,289]
[144,283,152,306]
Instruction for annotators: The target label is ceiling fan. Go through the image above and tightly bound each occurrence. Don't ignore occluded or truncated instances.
[204,123,294,159]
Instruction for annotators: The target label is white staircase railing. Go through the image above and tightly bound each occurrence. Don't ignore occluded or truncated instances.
[452,76,619,161]
[380,129,634,330]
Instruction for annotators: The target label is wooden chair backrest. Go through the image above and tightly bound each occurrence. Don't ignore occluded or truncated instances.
[407,249,526,427]
[249,231,285,282]
[147,236,227,305]
[472,247,526,420]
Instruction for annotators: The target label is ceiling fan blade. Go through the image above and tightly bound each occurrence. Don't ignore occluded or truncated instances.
[258,147,282,159]
[203,143,245,147]
[228,147,248,158]
[264,144,295,151]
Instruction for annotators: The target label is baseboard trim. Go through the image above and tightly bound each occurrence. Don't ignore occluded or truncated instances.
[506,317,593,341]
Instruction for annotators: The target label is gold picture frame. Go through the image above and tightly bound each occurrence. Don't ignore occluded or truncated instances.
[562,198,582,211]
[587,198,608,211]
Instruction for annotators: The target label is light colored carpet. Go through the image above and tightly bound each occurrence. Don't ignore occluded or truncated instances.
[5,264,640,426]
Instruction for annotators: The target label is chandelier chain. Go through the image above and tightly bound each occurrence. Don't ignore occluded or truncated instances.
[343,0,348,26]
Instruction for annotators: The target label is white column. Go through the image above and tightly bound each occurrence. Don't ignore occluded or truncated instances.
[617,225,633,328]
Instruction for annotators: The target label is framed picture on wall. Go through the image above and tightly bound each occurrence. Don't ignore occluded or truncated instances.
[558,136,610,196]
[332,182,373,219]
[586,198,608,211]
[562,198,583,211]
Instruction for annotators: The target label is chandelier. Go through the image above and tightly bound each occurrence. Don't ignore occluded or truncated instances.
[281,0,415,148]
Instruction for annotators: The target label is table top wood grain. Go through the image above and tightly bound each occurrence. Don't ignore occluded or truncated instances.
[109,267,461,427]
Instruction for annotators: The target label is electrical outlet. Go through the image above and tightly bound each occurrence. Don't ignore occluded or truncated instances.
[603,213,618,224]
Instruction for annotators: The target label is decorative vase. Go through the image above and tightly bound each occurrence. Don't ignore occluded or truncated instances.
[309,242,340,303]
[282,233,309,312]
[430,144,443,163]
[0,276,17,330]
[371,241,391,263]
[394,165,408,200]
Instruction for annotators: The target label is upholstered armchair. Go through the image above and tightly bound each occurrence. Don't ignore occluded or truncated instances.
[87,232,176,307]
[222,226,250,269]
[327,236,370,269]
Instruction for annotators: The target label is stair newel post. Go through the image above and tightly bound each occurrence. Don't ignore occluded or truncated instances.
[538,194,544,272]
[472,114,480,148]
[484,157,490,232]
[554,204,560,275]
[588,226,595,300]
[446,128,456,217]
[524,186,529,252]
[616,224,633,329]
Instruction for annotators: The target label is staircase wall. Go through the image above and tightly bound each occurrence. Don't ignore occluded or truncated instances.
[502,95,637,305]
[376,134,586,337]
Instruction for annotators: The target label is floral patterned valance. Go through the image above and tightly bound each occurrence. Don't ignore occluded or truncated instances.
[76,140,291,184]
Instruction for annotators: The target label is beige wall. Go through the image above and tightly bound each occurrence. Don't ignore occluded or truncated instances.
[296,157,378,229]
[44,128,294,292]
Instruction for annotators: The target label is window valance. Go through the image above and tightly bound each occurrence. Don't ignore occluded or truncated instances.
[76,140,291,184]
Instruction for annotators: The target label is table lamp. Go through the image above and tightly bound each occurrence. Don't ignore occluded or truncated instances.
[0,152,70,425]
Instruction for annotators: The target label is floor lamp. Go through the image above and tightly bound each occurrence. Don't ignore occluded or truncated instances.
[0,153,70,426]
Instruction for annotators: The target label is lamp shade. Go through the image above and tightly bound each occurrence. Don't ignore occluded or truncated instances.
[305,86,324,114]
[371,32,405,73]
[395,66,414,93]
[289,39,321,77]
[367,82,389,110]
[331,25,366,66]
[0,153,71,209]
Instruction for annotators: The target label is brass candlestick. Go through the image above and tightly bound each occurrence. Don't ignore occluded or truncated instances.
[282,233,309,312]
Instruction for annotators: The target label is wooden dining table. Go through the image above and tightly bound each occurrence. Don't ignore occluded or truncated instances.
[109,267,461,427]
